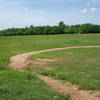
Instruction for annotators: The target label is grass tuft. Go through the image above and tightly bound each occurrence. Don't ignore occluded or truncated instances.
[56,73,66,80]
[26,72,33,80]
[53,94,72,100]
[79,78,95,90]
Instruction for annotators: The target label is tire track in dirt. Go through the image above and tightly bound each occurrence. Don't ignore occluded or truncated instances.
[10,46,100,100]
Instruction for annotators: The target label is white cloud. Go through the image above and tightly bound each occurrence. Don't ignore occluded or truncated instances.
[81,8,88,14]
[90,8,96,12]
[81,8,97,14]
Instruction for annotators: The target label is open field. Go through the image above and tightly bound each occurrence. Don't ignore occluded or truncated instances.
[1,34,100,69]
[0,34,100,100]
[30,48,100,90]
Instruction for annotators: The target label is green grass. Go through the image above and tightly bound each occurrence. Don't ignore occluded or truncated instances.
[0,70,69,100]
[0,34,100,70]
[30,48,100,90]
[0,34,100,99]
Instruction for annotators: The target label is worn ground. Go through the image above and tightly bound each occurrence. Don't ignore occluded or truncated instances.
[10,46,100,100]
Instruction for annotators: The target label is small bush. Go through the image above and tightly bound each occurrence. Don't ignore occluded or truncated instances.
[53,94,72,100]
[40,71,50,76]
[40,71,56,77]
[50,72,56,77]
[79,78,95,90]
[26,72,33,80]
[56,73,66,80]
[0,66,6,70]
[0,87,9,94]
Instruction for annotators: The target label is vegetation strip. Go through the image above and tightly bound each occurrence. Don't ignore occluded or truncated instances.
[10,46,100,100]
[0,22,100,36]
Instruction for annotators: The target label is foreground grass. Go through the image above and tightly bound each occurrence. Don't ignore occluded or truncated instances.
[0,34,100,99]
[0,70,69,100]
[30,48,100,90]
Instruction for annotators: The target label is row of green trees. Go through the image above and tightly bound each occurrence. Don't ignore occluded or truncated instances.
[0,22,100,36]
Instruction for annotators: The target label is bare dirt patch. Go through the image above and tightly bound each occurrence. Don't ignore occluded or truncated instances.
[25,58,60,70]
[36,58,59,63]
[27,61,55,71]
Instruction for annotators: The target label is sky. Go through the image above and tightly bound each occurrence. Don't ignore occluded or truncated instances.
[0,0,100,30]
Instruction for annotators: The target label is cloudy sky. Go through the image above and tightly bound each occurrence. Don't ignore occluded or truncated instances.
[0,0,100,30]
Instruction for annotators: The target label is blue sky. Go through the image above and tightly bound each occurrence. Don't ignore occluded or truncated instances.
[0,0,100,30]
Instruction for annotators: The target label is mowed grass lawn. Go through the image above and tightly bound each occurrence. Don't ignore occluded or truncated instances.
[0,34,100,100]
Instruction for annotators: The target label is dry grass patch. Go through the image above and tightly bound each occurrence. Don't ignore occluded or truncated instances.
[25,58,62,71]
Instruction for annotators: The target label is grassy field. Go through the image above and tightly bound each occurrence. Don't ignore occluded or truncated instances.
[0,34,100,99]
[0,70,66,100]
[30,48,100,90]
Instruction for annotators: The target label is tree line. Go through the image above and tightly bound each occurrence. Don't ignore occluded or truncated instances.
[0,21,100,36]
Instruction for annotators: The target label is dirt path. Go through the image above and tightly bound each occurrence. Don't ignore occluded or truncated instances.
[10,46,100,70]
[37,75,100,100]
[10,46,100,100]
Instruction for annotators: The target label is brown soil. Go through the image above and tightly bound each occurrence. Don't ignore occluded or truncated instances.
[27,60,54,70]
[26,58,59,70]
[37,75,100,100]
[10,46,100,100]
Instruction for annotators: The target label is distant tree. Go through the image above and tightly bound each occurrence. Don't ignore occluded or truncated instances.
[59,21,65,27]
[80,23,93,34]
[0,22,100,36]
[43,26,52,35]
[65,26,74,34]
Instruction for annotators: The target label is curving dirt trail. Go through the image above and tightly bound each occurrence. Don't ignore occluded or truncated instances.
[37,75,100,100]
[10,46,100,100]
